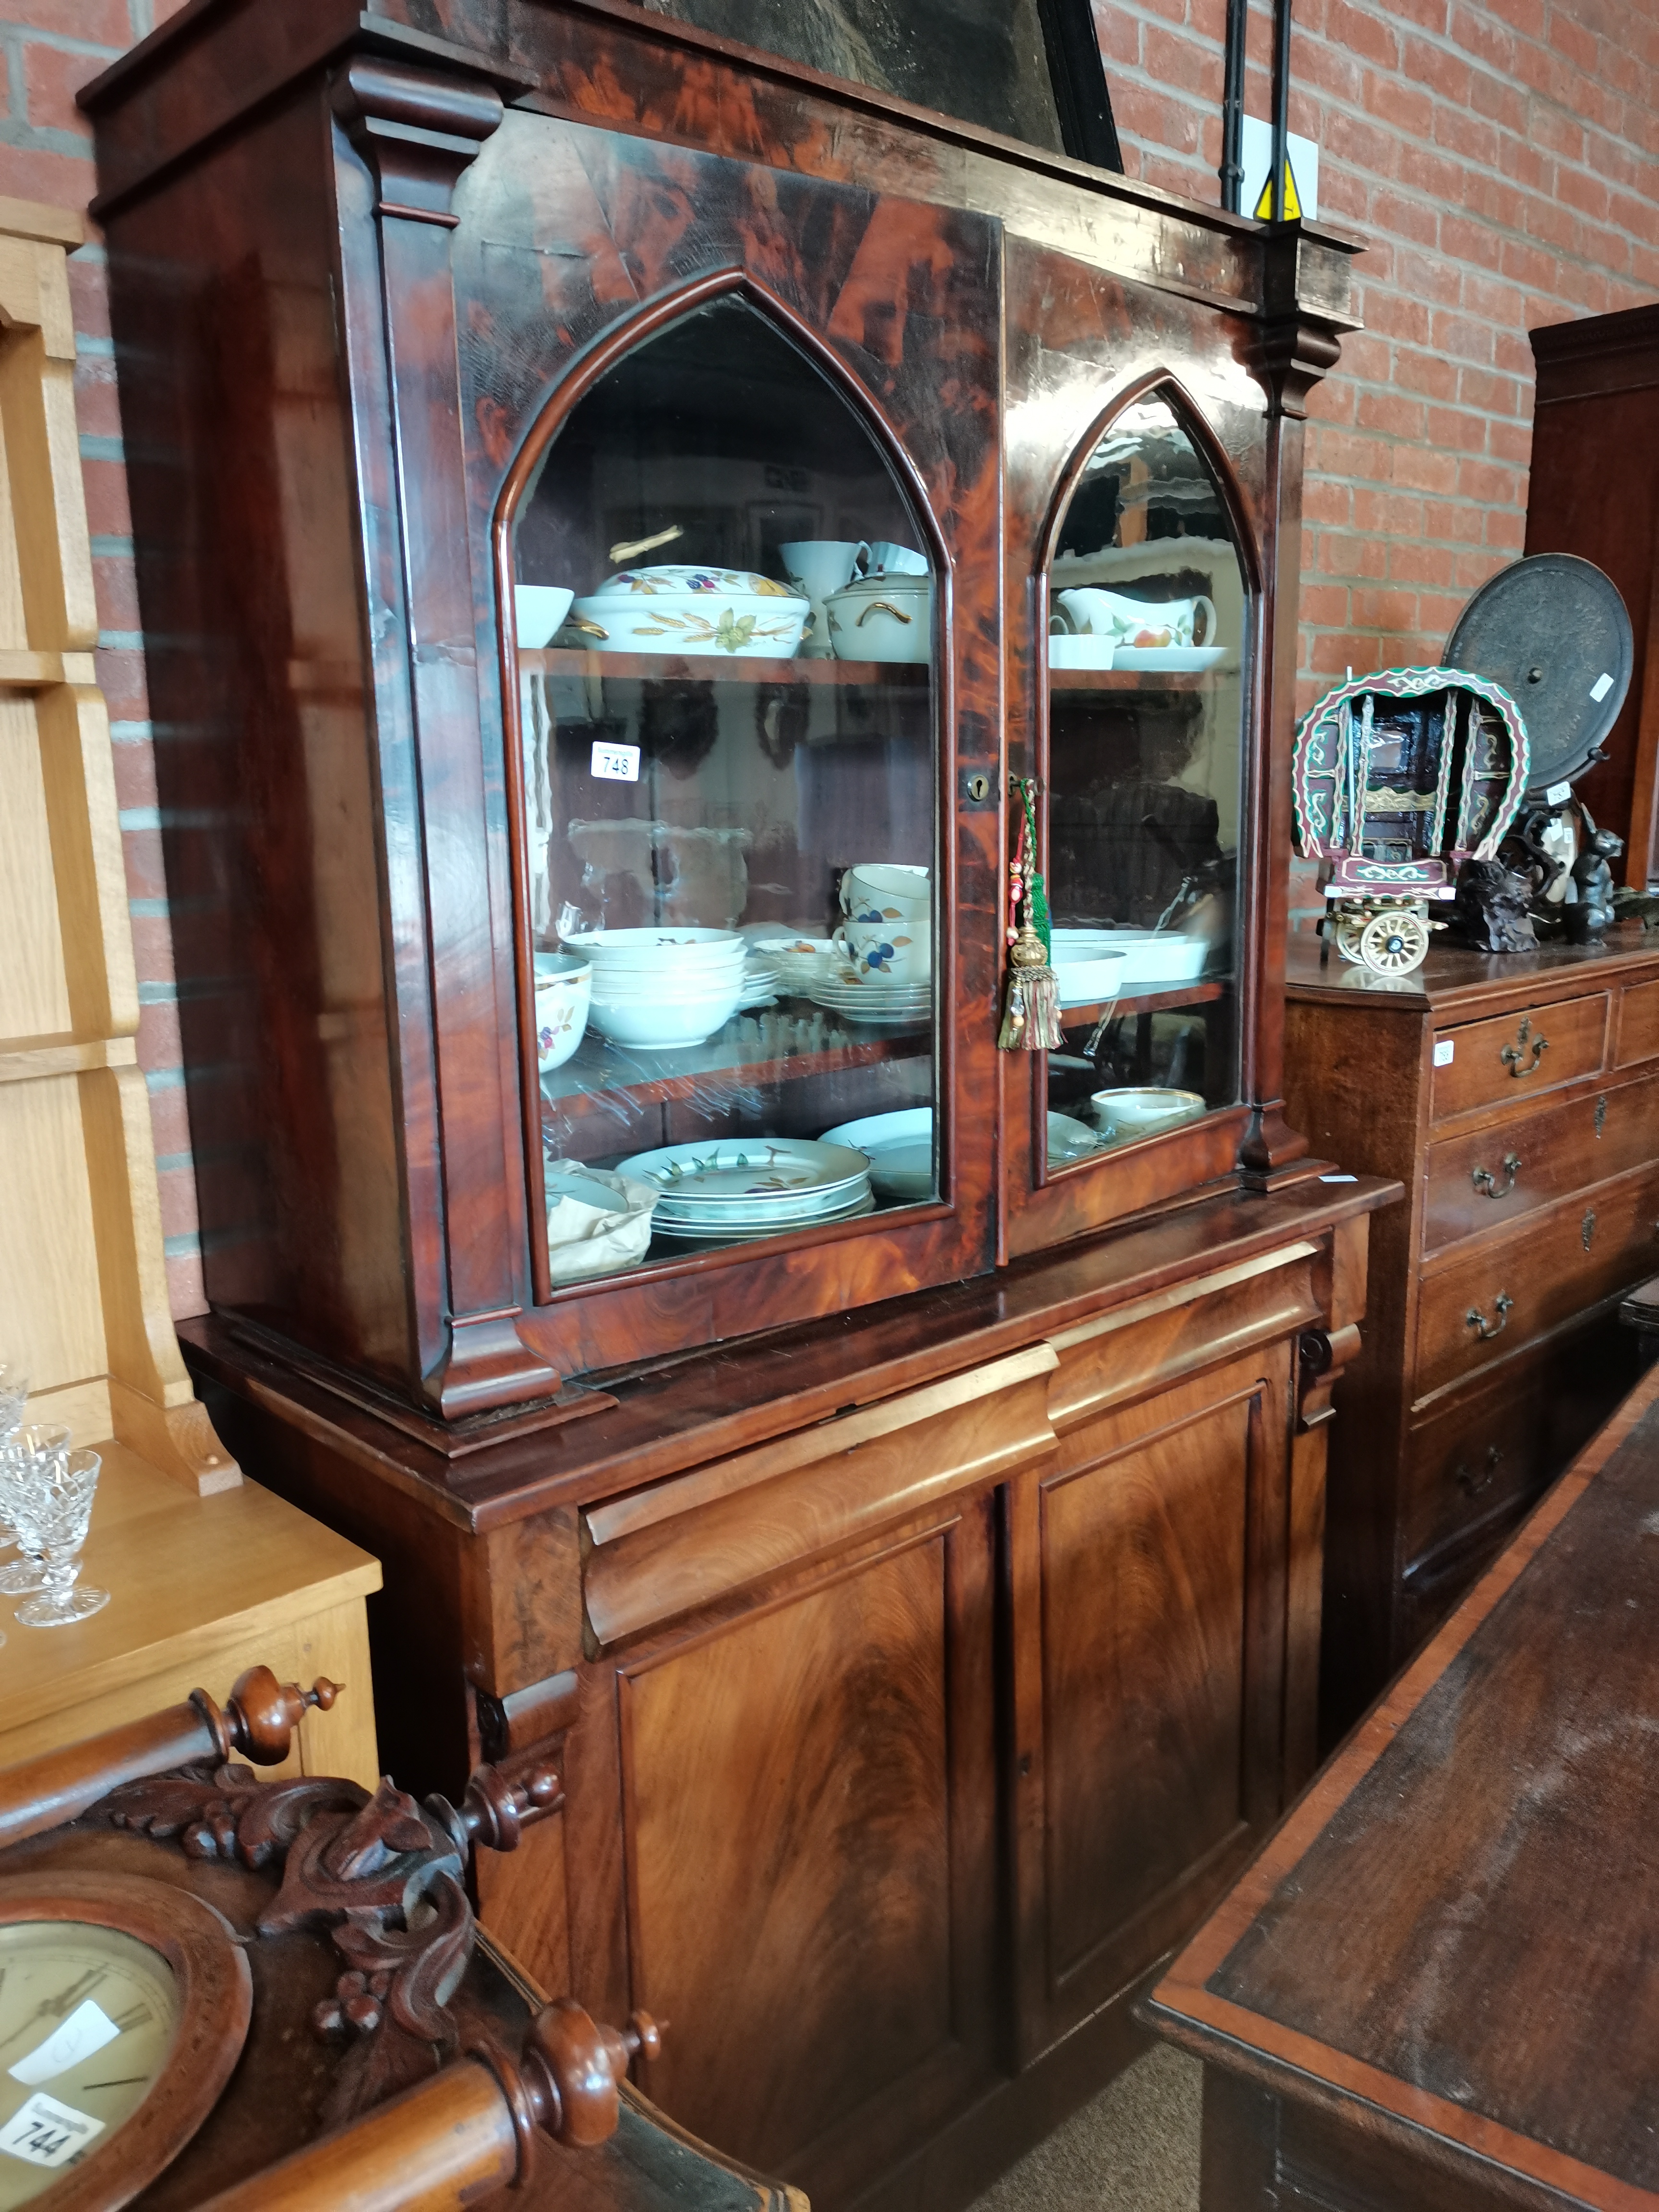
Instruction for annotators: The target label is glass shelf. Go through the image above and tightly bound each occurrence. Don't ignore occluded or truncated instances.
[522,649,928,688]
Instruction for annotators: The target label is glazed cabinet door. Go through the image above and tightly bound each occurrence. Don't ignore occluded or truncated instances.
[561,1501,1001,2205]
[998,235,1282,1256]
[1008,1338,1299,2056]
[377,108,1010,1392]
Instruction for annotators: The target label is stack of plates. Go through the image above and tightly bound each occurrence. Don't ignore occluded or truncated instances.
[808,962,931,1027]
[751,936,836,995]
[738,953,781,1008]
[615,1138,875,1242]
[1051,926,1207,990]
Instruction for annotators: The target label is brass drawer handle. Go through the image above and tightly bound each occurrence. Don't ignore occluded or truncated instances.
[1499,1016,1548,1077]
[1471,1152,1521,1199]
[1455,1443,1504,1499]
[1466,1292,1514,1341]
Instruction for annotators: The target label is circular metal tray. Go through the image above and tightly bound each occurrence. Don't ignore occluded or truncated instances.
[1443,553,1633,800]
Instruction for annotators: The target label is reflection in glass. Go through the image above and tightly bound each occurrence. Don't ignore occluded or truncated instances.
[510,299,939,1286]
[1043,393,1246,1157]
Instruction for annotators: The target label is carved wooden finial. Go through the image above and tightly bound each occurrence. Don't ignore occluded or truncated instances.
[191,1667,344,1767]
[516,1998,665,2150]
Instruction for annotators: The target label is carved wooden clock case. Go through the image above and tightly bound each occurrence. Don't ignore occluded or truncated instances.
[83,8,1394,2208]
[0,1668,789,2212]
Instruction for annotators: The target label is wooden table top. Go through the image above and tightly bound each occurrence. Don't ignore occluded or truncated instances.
[1146,1359,1659,2209]
[0,1436,381,1741]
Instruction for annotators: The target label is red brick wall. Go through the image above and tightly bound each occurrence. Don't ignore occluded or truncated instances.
[1095,0,1659,703]
[5,1,1655,1319]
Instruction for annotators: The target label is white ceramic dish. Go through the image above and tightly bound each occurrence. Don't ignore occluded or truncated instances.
[1051,927,1207,987]
[560,926,745,968]
[532,953,591,1072]
[516,585,575,649]
[818,1108,1095,1200]
[1110,645,1226,672]
[1054,951,1126,1009]
[588,565,789,597]
[651,1178,872,1228]
[586,985,742,1049]
[1047,634,1116,671]
[571,583,808,658]
[823,572,931,664]
[1089,1088,1206,1146]
[586,966,744,999]
[617,1138,871,1201]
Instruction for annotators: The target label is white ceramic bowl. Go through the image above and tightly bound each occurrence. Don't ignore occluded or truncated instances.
[532,953,591,1072]
[1051,927,1207,988]
[561,927,745,969]
[1090,1088,1206,1144]
[1055,951,1126,1008]
[571,584,808,658]
[587,983,743,1049]
[587,969,743,1001]
[823,573,931,664]
[515,585,575,649]
[588,564,790,597]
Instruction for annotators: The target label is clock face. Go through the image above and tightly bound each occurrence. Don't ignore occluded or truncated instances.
[0,1922,181,2206]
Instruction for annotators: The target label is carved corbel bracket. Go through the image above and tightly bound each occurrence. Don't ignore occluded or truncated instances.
[1296,1322,1361,1432]
[1246,225,1359,420]
[329,56,506,228]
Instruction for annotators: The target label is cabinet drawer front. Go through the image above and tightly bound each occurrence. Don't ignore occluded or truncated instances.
[1616,974,1659,1066]
[1399,1371,1557,1570]
[1415,1162,1659,1401]
[1423,1072,1659,1253]
[1430,992,1608,1121]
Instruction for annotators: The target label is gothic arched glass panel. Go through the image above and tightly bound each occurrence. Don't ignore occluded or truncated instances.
[1043,389,1248,1160]
[507,295,941,1287]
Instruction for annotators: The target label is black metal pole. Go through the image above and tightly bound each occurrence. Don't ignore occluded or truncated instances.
[1220,0,1246,213]
[1270,0,1293,219]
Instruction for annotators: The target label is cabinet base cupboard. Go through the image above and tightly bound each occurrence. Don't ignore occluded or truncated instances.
[84,6,1391,2207]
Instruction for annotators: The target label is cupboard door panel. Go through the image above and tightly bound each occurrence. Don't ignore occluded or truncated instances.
[615,1514,993,2188]
[1034,1353,1289,2036]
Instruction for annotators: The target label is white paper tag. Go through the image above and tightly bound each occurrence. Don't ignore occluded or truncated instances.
[1433,1038,1455,1066]
[1546,779,1573,806]
[1318,1173,1357,1183]
[1590,672,1614,702]
[9,2000,120,2086]
[591,741,640,783]
[0,2091,105,2169]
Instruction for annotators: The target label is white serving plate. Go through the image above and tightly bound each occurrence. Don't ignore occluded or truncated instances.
[1110,645,1226,672]
[653,1194,878,1243]
[617,1138,871,1201]
[653,1186,873,1231]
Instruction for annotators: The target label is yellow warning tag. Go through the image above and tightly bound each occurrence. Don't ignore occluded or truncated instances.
[1253,156,1302,219]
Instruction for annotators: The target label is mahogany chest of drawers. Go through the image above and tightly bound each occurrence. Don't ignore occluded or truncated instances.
[1284,930,1658,1735]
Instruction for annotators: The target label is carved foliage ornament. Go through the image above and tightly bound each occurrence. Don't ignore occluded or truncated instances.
[95,1744,564,2128]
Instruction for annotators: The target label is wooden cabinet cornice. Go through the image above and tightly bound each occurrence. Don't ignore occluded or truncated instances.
[82,8,1387,2204]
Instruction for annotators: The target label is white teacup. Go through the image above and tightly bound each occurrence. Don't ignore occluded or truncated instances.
[1054,587,1217,649]
[834,862,931,984]
[781,541,869,659]
[864,540,929,575]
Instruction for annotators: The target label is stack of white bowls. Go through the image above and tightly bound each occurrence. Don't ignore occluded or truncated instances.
[560,927,745,1049]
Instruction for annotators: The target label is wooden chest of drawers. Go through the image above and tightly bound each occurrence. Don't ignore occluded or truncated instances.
[1284,931,1659,1737]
